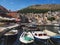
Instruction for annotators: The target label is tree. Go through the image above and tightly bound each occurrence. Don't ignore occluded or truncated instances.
[47,17,55,21]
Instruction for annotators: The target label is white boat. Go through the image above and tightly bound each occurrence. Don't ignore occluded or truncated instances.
[32,31,50,45]
[53,23,60,26]
[58,30,60,34]
[43,29,57,36]
[32,31,50,40]
[19,32,34,44]
[5,30,18,36]
[0,24,19,33]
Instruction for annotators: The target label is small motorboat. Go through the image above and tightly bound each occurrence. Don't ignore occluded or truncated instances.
[43,29,57,36]
[19,32,34,44]
[32,31,50,45]
[4,30,18,36]
[32,31,50,40]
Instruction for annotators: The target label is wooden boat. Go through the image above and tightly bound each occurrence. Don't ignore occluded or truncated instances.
[19,32,34,44]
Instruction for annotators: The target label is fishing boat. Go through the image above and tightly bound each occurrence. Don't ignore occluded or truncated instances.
[19,32,34,44]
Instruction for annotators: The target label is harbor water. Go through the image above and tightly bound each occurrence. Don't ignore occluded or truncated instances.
[0,25,60,45]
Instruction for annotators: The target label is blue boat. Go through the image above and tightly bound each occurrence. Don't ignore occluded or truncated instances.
[51,35,60,45]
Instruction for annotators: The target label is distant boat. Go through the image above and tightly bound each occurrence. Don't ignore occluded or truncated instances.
[53,23,60,26]
[19,32,34,44]
[0,16,15,20]
[58,30,60,34]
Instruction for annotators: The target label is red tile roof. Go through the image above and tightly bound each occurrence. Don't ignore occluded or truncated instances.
[0,5,8,12]
[7,12,19,18]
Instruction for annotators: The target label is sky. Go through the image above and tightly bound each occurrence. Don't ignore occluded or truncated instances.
[0,0,60,11]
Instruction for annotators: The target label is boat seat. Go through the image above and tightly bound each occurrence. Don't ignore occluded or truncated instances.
[24,36,33,41]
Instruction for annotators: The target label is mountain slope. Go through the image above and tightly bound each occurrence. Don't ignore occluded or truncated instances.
[18,4,60,13]
[0,5,9,17]
[28,4,60,10]
[0,5,8,13]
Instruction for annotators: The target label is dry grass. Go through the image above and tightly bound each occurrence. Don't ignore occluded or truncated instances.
[28,4,60,10]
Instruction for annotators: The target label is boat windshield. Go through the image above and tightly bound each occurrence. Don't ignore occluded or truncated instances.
[35,33,47,36]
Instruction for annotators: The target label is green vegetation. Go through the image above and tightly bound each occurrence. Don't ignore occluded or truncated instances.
[18,4,60,13]
[18,8,60,13]
[47,17,55,21]
[18,8,49,13]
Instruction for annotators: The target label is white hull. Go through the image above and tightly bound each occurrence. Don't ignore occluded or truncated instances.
[5,30,18,36]
[20,37,34,44]
[19,32,34,44]
[32,31,50,39]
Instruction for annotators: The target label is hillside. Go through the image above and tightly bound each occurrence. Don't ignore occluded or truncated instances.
[0,5,9,17]
[18,4,60,13]
[28,4,60,10]
[0,5,8,13]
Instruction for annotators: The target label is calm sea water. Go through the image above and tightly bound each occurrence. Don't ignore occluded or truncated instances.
[0,25,60,45]
[13,26,60,45]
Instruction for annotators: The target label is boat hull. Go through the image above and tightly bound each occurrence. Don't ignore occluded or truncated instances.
[20,37,34,44]
[19,32,34,44]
